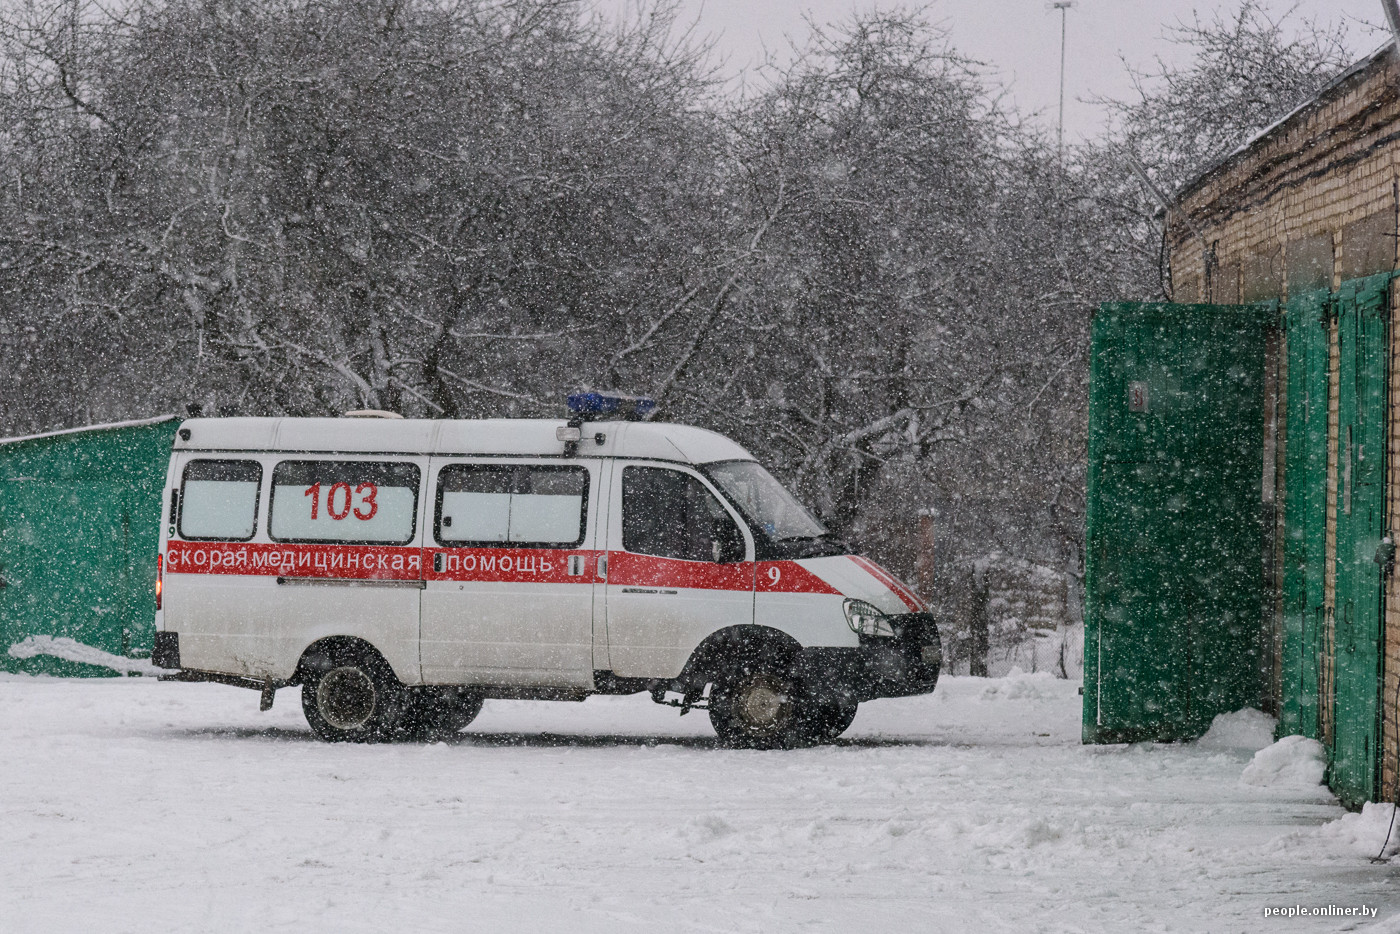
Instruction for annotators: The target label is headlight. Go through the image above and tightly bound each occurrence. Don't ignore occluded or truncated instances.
[843,598,895,638]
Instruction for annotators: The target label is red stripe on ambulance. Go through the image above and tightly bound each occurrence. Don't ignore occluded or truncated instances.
[755,561,843,595]
[167,540,854,598]
[429,550,844,593]
[427,548,600,584]
[165,541,420,579]
[609,552,755,592]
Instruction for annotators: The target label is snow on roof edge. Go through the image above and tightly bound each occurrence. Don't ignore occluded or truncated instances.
[0,414,180,447]
[1172,40,1395,206]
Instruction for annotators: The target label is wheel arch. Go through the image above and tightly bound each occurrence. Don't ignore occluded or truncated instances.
[293,635,395,686]
[676,625,803,690]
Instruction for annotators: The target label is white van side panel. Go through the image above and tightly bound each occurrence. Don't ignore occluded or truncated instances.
[419,458,600,688]
[420,578,595,685]
[163,452,428,684]
[171,574,423,682]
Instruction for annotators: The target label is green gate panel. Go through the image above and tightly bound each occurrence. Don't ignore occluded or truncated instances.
[0,418,176,676]
[1330,273,1390,807]
[1085,303,1271,743]
[1280,289,1331,739]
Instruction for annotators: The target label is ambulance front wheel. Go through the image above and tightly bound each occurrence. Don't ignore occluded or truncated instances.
[301,648,405,743]
[800,696,858,743]
[708,663,804,749]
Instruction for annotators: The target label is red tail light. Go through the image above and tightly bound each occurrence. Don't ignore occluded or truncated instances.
[155,554,163,610]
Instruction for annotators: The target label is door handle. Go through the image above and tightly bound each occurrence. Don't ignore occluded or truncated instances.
[598,555,607,580]
[277,576,426,590]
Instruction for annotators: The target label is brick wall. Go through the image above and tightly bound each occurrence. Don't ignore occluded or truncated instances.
[1170,61,1400,300]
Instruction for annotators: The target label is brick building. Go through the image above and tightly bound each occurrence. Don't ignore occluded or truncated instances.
[1084,44,1400,807]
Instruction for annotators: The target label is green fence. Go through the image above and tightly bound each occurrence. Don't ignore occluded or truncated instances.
[0,417,177,676]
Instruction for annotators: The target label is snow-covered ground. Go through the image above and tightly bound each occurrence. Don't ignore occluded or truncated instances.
[2,671,1398,933]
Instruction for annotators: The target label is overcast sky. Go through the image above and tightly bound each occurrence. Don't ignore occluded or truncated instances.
[589,0,1387,141]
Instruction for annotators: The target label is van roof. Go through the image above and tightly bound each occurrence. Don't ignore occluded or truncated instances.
[173,417,755,465]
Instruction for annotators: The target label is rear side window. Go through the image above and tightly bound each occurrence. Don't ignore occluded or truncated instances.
[437,464,588,547]
[270,461,420,544]
[622,466,741,562]
[179,459,262,541]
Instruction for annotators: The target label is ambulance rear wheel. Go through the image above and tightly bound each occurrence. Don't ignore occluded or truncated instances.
[709,663,803,749]
[301,651,404,743]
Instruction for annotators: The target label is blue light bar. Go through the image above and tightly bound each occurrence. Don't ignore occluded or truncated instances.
[567,391,656,421]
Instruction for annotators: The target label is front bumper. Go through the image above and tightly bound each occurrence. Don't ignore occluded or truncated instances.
[794,612,941,703]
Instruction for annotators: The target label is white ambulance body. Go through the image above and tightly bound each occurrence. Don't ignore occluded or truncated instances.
[153,415,940,746]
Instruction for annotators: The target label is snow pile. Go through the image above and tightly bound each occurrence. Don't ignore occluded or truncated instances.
[1240,735,1327,788]
[7,635,158,676]
[1313,803,1400,860]
[976,666,1063,701]
[1020,816,1066,847]
[0,673,1375,933]
[1195,707,1277,751]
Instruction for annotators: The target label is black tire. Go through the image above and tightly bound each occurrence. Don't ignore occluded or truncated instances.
[799,696,859,744]
[709,662,804,749]
[301,647,406,743]
[398,687,484,741]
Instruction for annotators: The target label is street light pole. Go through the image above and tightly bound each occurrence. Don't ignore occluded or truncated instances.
[1049,1,1076,169]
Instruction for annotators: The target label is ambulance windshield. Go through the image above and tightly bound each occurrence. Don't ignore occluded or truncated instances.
[705,461,828,542]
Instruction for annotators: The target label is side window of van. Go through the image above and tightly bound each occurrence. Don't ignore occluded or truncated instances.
[622,466,744,563]
[437,464,588,547]
[270,461,420,544]
[179,459,262,542]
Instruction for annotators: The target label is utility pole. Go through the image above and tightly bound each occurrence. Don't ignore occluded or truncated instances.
[1048,1,1076,169]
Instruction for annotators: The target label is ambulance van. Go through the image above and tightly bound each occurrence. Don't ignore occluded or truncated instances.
[152,401,940,747]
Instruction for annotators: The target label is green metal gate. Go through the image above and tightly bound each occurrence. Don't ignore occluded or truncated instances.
[1279,289,1330,740]
[1088,278,1394,804]
[1084,302,1272,743]
[0,418,176,676]
[1330,273,1390,807]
